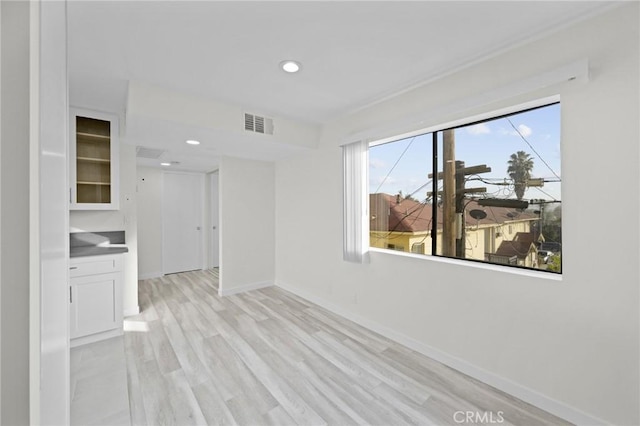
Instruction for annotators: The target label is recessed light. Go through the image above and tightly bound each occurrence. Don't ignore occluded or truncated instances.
[280,60,301,73]
[186,140,200,145]
[160,162,171,166]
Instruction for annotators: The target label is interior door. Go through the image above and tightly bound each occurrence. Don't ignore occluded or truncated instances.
[209,172,220,268]
[163,172,204,274]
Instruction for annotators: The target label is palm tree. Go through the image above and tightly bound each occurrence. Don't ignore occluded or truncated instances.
[507,151,534,200]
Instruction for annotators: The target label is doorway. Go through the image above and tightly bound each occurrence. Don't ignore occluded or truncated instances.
[162,172,205,274]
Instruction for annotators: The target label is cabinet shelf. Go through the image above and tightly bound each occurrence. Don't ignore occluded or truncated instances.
[77,181,111,186]
[77,156,111,164]
[76,131,110,140]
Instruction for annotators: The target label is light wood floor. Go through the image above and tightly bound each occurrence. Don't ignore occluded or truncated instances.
[71,335,130,425]
[124,269,571,426]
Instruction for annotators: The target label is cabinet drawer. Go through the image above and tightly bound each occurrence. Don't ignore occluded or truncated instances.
[70,255,122,277]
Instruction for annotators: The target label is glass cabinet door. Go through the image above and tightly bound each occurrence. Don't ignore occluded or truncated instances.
[70,108,119,210]
[75,116,111,204]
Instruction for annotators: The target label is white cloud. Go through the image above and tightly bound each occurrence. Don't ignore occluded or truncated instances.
[374,175,396,185]
[369,158,386,169]
[499,124,533,138]
[516,124,532,138]
[466,123,491,135]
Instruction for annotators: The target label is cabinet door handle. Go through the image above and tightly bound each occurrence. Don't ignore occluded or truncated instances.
[69,188,72,204]
[69,286,73,303]
[70,266,78,270]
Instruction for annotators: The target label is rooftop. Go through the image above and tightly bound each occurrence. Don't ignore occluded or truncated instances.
[369,193,539,233]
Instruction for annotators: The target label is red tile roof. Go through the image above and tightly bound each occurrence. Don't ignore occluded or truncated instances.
[369,193,538,233]
[494,240,535,259]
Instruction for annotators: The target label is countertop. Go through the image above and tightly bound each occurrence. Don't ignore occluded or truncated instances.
[70,245,129,258]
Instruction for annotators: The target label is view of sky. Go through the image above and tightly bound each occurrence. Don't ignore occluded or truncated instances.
[369,103,561,203]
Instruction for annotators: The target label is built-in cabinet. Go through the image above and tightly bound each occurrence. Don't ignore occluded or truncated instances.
[69,254,123,347]
[69,107,119,210]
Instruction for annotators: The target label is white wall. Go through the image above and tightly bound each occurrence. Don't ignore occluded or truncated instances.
[1,3,70,423]
[70,144,139,316]
[219,156,275,295]
[1,2,31,422]
[136,167,163,279]
[274,4,639,425]
[0,1,3,419]
[36,1,70,424]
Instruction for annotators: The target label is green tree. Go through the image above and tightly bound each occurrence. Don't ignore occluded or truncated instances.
[397,190,417,202]
[507,151,534,200]
[541,204,562,243]
[547,254,561,273]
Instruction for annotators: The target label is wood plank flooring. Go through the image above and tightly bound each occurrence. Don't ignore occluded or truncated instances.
[71,335,131,425]
[124,269,572,426]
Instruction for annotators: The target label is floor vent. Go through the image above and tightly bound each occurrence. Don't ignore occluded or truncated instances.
[136,146,166,159]
[244,113,274,135]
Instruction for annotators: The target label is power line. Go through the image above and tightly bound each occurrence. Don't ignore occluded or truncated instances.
[371,200,428,242]
[533,186,560,202]
[373,136,417,194]
[507,118,561,181]
[406,179,433,201]
[370,180,442,242]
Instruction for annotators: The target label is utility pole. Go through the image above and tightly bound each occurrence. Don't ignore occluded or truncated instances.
[429,143,491,258]
[442,130,456,257]
[455,161,465,258]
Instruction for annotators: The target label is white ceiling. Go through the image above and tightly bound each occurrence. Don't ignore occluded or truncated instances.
[67,1,615,171]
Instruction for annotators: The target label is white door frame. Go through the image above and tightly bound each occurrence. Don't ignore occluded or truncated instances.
[208,171,219,269]
[161,171,206,275]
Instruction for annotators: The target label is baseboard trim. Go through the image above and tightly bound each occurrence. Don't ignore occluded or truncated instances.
[138,271,162,280]
[124,306,140,317]
[219,280,273,297]
[274,280,607,426]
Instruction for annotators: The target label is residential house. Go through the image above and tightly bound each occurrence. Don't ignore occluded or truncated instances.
[370,193,540,267]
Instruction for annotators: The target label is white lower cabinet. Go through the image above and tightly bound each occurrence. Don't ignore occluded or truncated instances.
[70,254,123,346]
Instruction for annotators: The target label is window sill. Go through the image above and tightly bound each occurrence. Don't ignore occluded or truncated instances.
[368,247,563,281]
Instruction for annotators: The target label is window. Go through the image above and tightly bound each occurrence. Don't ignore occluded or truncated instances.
[411,243,425,254]
[368,102,562,273]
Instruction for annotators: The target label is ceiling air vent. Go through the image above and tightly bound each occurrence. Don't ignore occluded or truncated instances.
[244,113,274,135]
[136,146,166,159]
